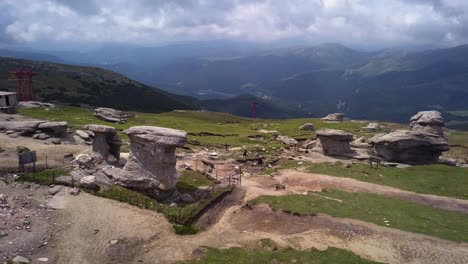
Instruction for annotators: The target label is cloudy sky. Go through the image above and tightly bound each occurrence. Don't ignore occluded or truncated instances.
[1,0,468,49]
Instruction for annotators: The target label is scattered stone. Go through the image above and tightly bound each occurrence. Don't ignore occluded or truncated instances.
[37,258,49,262]
[110,239,119,245]
[69,188,81,196]
[321,113,344,122]
[75,130,90,140]
[0,120,42,135]
[84,130,95,137]
[181,193,195,203]
[364,122,381,130]
[49,138,61,145]
[316,129,354,155]
[276,135,298,146]
[37,133,50,140]
[80,176,99,190]
[299,123,315,131]
[18,101,54,108]
[11,256,30,263]
[74,154,95,170]
[94,107,131,123]
[351,136,371,149]
[48,186,62,195]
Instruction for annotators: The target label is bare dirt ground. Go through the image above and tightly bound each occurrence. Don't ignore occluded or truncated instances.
[0,133,90,171]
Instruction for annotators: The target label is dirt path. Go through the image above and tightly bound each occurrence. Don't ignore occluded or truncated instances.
[273,169,468,214]
[33,177,468,264]
[0,133,90,171]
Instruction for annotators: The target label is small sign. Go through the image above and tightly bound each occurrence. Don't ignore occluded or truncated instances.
[18,151,37,172]
[19,151,37,165]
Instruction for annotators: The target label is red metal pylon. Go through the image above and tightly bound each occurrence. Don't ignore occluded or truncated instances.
[8,69,40,101]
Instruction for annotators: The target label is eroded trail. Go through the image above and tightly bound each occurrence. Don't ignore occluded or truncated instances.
[273,169,468,214]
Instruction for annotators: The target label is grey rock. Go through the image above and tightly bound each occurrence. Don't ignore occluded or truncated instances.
[103,126,187,201]
[299,123,315,131]
[316,129,354,155]
[11,256,30,263]
[276,135,298,146]
[38,121,68,137]
[369,130,449,164]
[0,120,42,135]
[181,193,194,203]
[69,188,81,196]
[48,186,62,195]
[94,107,131,123]
[18,101,54,108]
[75,130,90,140]
[80,176,99,190]
[37,133,50,140]
[410,110,445,135]
[321,113,344,122]
[364,122,381,130]
[83,124,121,162]
[49,138,61,144]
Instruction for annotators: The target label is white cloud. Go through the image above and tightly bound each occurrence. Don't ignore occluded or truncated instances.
[0,0,467,47]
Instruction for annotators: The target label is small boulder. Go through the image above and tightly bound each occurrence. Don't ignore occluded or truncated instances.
[299,123,314,131]
[364,122,381,130]
[11,256,30,263]
[80,176,99,190]
[321,113,344,122]
[69,188,81,196]
[75,130,90,140]
[48,186,62,195]
[180,193,195,203]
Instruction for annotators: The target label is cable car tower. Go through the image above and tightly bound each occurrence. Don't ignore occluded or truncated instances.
[251,101,259,119]
[8,69,40,101]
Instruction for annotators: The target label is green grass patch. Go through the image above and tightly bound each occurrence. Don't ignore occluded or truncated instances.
[173,224,201,235]
[305,163,468,199]
[19,168,71,185]
[94,185,232,225]
[179,246,381,264]
[177,170,215,193]
[249,190,468,243]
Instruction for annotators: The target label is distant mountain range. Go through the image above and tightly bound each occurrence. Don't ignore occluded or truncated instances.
[2,42,468,123]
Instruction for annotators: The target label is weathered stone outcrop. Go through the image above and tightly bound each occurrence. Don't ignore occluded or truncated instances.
[37,121,68,137]
[321,113,344,122]
[410,110,444,135]
[369,110,449,164]
[94,107,131,124]
[83,124,122,163]
[105,126,188,201]
[299,123,315,131]
[0,121,43,135]
[316,129,353,155]
[369,130,449,164]
[364,122,381,130]
[276,135,298,146]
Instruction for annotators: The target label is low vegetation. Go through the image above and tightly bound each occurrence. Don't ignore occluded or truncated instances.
[19,168,71,185]
[177,170,216,193]
[249,190,468,243]
[179,246,381,264]
[304,162,468,199]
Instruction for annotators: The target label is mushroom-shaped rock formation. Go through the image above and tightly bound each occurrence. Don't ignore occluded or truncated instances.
[369,130,449,164]
[410,110,445,135]
[38,121,68,137]
[316,129,354,155]
[83,124,122,162]
[105,126,188,201]
[321,113,344,122]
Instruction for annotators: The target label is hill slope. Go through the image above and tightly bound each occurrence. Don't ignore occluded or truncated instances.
[0,57,201,112]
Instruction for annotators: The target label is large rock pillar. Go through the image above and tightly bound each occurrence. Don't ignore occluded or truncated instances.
[105,126,187,201]
[83,124,122,162]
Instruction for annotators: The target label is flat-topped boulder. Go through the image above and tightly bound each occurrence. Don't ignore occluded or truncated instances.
[321,113,344,122]
[38,121,68,137]
[0,120,43,135]
[83,124,121,163]
[410,110,445,135]
[299,123,315,131]
[316,129,354,155]
[124,126,187,146]
[83,124,116,133]
[94,107,130,124]
[369,130,449,164]
[106,126,188,201]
